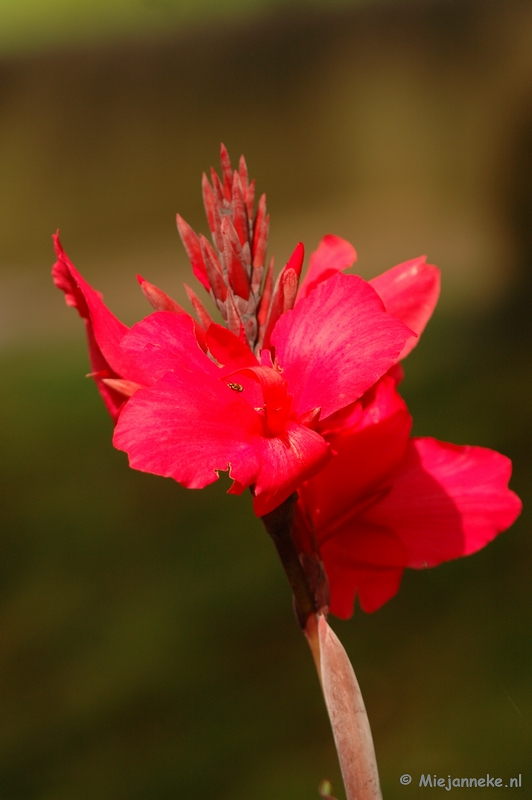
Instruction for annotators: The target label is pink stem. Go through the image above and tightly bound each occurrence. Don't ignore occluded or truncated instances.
[306,616,383,800]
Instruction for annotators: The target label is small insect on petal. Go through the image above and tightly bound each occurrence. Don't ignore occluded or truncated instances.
[227,382,244,392]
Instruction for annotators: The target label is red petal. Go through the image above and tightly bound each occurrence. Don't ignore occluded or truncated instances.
[52,234,147,419]
[364,438,522,566]
[206,323,258,370]
[369,257,440,359]
[252,421,331,516]
[272,273,412,419]
[113,368,261,490]
[350,566,404,615]
[120,311,219,384]
[301,378,411,544]
[322,438,521,617]
[298,235,357,301]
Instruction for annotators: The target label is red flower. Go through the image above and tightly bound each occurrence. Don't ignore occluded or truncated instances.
[52,148,414,516]
[53,146,520,579]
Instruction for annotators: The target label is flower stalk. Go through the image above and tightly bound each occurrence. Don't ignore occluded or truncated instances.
[262,494,382,800]
[305,615,383,800]
[260,493,317,626]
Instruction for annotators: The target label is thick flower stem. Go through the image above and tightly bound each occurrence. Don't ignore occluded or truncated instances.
[261,495,382,799]
[305,616,383,800]
[260,493,317,627]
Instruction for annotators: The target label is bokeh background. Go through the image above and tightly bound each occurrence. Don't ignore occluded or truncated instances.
[0,0,531,797]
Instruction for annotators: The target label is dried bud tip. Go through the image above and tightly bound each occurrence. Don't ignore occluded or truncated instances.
[102,378,143,398]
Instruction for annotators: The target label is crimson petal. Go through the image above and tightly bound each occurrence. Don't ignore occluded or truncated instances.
[252,421,331,517]
[120,312,219,384]
[369,256,440,359]
[52,234,148,419]
[298,235,357,301]
[302,379,411,544]
[364,438,522,567]
[272,273,413,420]
[113,368,261,490]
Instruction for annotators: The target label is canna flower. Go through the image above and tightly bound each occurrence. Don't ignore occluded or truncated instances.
[53,146,417,516]
[52,146,522,800]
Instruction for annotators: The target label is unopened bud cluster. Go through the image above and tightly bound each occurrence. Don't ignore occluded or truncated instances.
[176,144,304,355]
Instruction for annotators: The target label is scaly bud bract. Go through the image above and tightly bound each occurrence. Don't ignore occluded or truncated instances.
[176,215,209,291]
[137,275,187,314]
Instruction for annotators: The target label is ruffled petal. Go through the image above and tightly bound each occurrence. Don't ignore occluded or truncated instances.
[369,257,440,359]
[52,233,148,419]
[364,438,522,567]
[297,235,357,301]
[252,421,331,516]
[113,368,261,489]
[272,273,413,420]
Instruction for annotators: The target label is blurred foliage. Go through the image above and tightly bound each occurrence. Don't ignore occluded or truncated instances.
[0,0,387,57]
[0,0,531,797]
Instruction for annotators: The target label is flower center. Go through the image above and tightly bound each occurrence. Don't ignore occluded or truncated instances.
[230,365,293,438]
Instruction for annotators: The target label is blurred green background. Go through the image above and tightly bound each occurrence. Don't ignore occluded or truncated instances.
[0,0,531,797]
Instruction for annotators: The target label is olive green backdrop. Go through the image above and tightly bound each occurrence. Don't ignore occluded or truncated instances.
[0,1,531,798]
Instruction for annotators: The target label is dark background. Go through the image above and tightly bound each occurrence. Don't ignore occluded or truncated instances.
[0,0,531,797]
